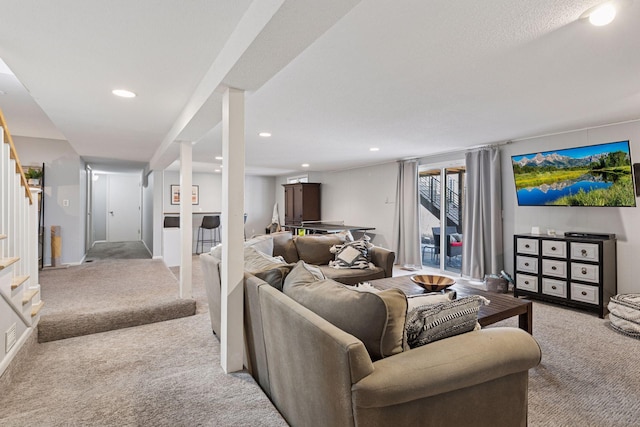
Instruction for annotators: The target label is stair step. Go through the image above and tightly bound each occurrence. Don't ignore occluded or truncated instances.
[11,275,29,290]
[22,289,39,305]
[0,257,19,270]
[31,301,44,317]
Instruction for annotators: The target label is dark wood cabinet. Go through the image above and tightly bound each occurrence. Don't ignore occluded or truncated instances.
[283,183,320,225]
[513,233,616,318]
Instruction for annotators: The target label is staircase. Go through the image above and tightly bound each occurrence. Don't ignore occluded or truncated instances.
[419,175,461,229]
[0,109,43,378]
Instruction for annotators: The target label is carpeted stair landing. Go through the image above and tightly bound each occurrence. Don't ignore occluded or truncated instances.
[38,259,196,342]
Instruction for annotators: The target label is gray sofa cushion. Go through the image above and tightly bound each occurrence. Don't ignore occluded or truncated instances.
[272,231,299,263]
[318,265,385,286]
[294,234,346,265]
[283,262,407,360]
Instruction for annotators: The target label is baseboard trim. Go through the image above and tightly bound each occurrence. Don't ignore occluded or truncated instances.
[0,326,35,386]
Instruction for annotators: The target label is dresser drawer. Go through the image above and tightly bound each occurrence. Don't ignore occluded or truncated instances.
[571,242,599,262]
[571,283,599,305]
[542,278,567,298]
[516,256,538,274]
[516,273,538,292]
[517,238,538,255]
[542,240,566,258]
[542,259,567,278]
[571,262,599,284]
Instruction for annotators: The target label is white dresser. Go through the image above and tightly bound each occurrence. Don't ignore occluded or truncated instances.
[513,233,617,318]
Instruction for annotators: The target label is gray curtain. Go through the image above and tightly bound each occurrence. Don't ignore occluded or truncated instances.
[462,148,503,280]
[393,159,421,269]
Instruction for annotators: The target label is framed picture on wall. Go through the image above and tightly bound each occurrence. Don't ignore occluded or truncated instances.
[170,184,199,205]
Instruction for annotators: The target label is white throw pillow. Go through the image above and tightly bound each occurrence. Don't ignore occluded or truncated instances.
[406,292,456,312]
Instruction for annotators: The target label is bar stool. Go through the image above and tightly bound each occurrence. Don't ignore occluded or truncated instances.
[197,215,220,254]
[164,216,180,228]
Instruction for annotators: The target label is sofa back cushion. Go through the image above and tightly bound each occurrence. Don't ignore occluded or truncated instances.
[283,262,407,360]
[271,231,299,263]
[294,234,346,265]
[244,246,292,291]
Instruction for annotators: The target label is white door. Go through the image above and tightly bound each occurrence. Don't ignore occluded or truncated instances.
[107,174,141,242]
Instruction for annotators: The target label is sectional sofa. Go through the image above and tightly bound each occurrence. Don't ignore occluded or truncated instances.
[199,233,541,426]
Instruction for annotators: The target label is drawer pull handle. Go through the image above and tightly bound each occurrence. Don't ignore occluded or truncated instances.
[525,244,530,248]
[551,266,557,270]
[551,285,557,290]
[581,291,588,296]
[524,281,529,285]
[524,262,529,267]
[581,249,587,257]
[551,246,557,251]
[581,267,587,275]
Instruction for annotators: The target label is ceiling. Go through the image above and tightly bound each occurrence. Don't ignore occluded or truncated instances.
[0,0,639,176]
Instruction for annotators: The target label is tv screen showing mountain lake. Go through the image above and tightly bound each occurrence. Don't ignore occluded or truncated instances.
[511,141,635,207]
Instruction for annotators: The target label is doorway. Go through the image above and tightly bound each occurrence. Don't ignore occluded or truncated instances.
[107,174,141,242]
[419,164,465,274]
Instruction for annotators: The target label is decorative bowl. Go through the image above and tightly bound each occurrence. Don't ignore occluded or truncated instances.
[410,274,456,292]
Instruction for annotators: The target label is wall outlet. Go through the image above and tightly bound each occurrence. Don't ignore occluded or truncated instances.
[6,323,16,353]
[63,199,69,207]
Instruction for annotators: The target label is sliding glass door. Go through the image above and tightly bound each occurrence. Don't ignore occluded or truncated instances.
[418,163,465,273]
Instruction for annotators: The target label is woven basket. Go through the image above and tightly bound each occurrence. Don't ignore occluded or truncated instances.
[608,294,640,339]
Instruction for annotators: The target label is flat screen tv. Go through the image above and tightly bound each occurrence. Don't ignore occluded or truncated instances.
[511,140,636,207]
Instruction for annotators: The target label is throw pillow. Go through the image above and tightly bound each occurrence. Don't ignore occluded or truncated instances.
[244,246,286,274]
[271,231,299,263]
[343,282,380,293]
[253,265,293,292]
[283,260,326,290]
[244,234,275,256]
[406,292,456,312]
[283,277,407,360]
[406,296,489,348]
[329,238,373,269]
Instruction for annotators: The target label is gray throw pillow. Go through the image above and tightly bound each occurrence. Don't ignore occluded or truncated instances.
[253,265,293,292]
[283,275,407,360]
[406,296,489,348]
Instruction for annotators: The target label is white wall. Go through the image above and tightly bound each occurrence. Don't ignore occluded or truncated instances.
[162,171,275,248]
[14,136,85,265]
[275,164,397,248]
[501,120,640,294]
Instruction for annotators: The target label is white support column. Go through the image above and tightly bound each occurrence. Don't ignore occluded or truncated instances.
[179,141,193,298]
[221,87,245,373]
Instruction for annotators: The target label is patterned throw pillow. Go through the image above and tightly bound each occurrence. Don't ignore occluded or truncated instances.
[329,238,373,269]
[406,295,489,348]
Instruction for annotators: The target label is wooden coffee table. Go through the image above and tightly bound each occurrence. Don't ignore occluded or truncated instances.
[369,276,533,334]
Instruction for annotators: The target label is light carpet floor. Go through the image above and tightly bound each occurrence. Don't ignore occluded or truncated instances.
[85,241,152,261]
[0,256,287,426]
[37,259,196,342]
[491,300,640,426]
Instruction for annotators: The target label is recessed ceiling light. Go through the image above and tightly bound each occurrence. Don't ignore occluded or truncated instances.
[215,156,223,160]
[301,163,309,168]
[112,89,136,98]
[370,147,380,152]
[584,2,617,26]
[259,132,272,138]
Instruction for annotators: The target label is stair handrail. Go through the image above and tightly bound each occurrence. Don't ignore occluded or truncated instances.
[419,175,461,224]
[0,109,33,204]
